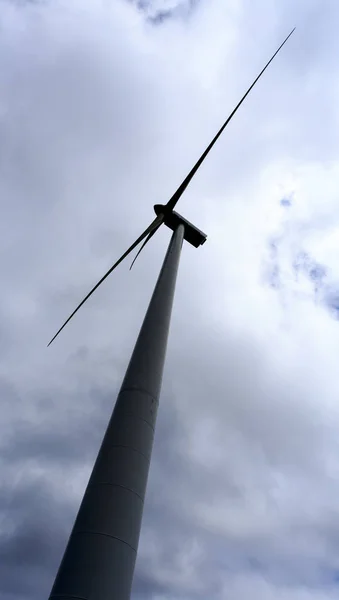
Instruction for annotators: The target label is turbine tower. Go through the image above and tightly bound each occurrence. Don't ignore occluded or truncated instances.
[48,28,294,600]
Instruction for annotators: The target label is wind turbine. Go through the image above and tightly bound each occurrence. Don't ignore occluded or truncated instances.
[48,28,294,600]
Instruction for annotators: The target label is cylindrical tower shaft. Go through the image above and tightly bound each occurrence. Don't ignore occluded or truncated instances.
[49,224,185,600]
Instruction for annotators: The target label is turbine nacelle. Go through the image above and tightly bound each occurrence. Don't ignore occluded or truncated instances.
[154,204,206,247]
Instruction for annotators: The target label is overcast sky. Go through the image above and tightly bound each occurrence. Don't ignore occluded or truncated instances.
[2,0,339,598]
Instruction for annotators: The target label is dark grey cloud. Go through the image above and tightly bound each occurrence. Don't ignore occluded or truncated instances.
[129,0,201,23]
[0,478,72,600]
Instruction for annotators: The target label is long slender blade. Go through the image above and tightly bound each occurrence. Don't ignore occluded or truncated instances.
[165,27,295,213]
[129,220,163,270]
[48,215,163,346]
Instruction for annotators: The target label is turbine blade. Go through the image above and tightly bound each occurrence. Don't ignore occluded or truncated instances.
[48,215,163,346]
[129,221,162,270]
[165,27,295,212]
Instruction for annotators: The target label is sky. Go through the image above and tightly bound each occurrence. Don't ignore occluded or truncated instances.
[2,0,339,598]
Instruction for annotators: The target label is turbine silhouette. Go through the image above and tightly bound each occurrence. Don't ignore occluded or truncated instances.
[48,27,295,347]
[48,29,295,600]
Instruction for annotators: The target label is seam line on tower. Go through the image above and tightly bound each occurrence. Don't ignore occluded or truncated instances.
[120,385,158,403]
[111,411,155,432]
[73,530,137,552]
[104,444,150,462]
[88,481,144,502]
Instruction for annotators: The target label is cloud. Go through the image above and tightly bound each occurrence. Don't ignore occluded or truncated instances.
[2,1,339,599]
[129,0,201,23]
